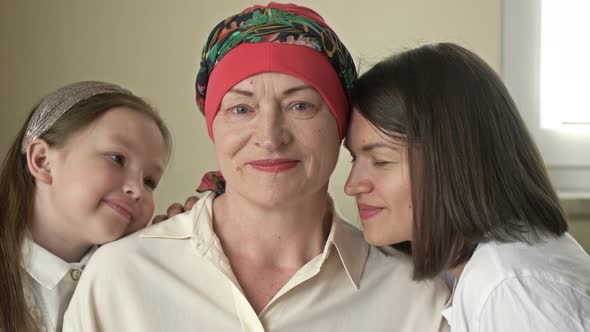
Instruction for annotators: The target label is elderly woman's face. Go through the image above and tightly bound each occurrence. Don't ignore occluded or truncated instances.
[212,72,341,207]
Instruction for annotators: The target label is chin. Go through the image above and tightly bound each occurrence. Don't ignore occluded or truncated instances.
[245,186,299,206]
[363,232,389,246]
[125,220,148,236]
[252,194,292,209]
[94,226,127,245]
[364,231,410,247]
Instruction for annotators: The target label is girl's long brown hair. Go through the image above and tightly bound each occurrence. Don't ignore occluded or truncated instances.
[0,93,171,331]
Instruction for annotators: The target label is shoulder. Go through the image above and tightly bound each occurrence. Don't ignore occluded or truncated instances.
[365,244,415,280]
[452,234,590,330]
[367,244,450,304]
[475,276,590,331]
[331,215,415,278]
[80,193,217,281]
[64,207,203,327]
[375,244,414,261]
[74,231,147,293]
[363,245,450,331]
[82,202,205,278]
[330,215,448,298]
[460,233,590,293]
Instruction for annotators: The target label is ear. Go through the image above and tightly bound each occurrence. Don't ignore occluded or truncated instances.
[26,138,54,184]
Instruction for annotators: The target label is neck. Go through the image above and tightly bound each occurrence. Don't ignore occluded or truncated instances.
[30,194,91,263]
[213,185,332,268]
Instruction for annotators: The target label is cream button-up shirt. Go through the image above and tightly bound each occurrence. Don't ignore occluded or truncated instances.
[21,235,97,332]
[64,192,449,332]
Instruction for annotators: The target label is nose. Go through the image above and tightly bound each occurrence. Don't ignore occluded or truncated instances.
[254,103,291,150]
[344,164,373,196]
[123,172,144,201]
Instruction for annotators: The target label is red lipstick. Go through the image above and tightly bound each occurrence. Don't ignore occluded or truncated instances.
[249,159,299,172]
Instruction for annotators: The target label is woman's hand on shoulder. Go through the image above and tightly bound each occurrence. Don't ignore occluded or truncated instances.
[152,196,200,224]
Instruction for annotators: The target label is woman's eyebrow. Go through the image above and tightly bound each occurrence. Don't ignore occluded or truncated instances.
[361,142,399,152]
[342,140,399,153]
[282,84,314,96]
[226,88,253,97]
[226,85,313,97]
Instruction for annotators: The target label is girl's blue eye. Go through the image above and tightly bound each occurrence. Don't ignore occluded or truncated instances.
[109,154,125,165]
[373,160,391,167]
[144,178,157,190]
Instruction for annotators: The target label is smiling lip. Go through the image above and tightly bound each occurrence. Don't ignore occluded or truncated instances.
[249,159,300,172]
[357,203,384,220]
[105,200,133,222]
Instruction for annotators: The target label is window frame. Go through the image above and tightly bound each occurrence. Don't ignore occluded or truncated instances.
[500,0,590,197]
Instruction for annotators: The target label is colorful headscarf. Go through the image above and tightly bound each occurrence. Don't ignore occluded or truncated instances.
[195,2,357,139]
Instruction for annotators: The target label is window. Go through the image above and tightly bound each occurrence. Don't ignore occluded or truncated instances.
[501,0,590,197]
[540,1,590,131]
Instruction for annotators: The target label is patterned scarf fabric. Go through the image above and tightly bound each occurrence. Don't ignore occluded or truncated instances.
[195,3,357,114]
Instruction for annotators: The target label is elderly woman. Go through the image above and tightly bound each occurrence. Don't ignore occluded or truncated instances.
[63,4,449,331]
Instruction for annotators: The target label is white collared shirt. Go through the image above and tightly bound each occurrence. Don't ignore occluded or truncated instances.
[21,235,97,332]
[64,191,450,332]
[441,233,590,332]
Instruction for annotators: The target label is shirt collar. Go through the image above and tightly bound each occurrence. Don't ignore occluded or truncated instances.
[139,191,212,240]
[21,234,97,289]
[440,270,456,325]
[323,197,369,289]
[140,191,369,289]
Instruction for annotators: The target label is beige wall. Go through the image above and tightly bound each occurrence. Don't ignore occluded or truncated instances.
[2,1,586,251]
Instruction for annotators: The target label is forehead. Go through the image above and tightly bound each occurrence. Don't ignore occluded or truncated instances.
[81,108,165,151]
[347,111,382,141]
[346,111,405,150]
[91,107,153,132]
[230,72,315,92]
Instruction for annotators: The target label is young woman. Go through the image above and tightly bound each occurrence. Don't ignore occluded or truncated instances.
[0,81,171,331]
[344,42,590,331]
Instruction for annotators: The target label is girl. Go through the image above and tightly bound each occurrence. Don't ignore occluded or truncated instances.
[344,43,589,331]
[0,81,171,332]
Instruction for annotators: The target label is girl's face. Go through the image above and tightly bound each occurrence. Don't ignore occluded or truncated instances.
[344,110,414,246]
[44,108,166,246]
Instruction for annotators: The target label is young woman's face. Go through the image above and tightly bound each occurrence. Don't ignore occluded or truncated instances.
[211,72,341,208]
[46,108,166,246]
[344,110,414,246]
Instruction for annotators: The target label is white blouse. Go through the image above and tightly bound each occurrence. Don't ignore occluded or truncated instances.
[21,235,97,332]
[64,191,450,332]
[442,233,590,332]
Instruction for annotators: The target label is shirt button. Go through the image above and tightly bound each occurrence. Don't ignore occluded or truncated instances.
[70,269,82,280]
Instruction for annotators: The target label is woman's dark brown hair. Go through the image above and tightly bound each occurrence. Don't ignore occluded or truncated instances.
[350,43,567,280]
[0,92,171,331]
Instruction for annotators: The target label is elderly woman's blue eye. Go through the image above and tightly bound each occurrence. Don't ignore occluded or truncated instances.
[293,103,309,111]
[234,106,249,114]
